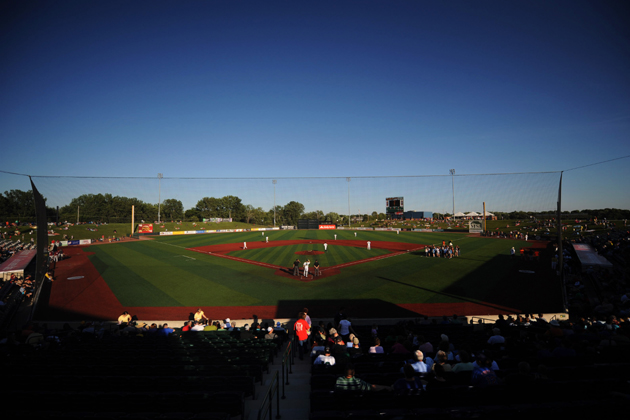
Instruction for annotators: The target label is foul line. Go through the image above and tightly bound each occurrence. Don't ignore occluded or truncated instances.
[155,240,200,261]
[155,241,187,250]
[205,252,282,270]
[174,255,196,260]
[332,247,422,270]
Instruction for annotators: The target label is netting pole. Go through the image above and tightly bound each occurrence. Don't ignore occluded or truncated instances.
[557,172,563,278]
[157,173,163,223]
[30,177,49,322]
[347,177,351,227]
[486,203,492,235]
[450,169,456,223]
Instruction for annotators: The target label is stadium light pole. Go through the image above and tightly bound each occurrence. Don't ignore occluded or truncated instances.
[347,177,351,227]
[273,180,277,227]
[450,169,455,223]
[157,173,163,223]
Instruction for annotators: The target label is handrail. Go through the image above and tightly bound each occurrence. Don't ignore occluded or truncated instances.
[280,335,294,398]
[257,370,281,420]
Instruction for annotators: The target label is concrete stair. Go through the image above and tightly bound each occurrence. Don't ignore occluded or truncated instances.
[244,342,312,420]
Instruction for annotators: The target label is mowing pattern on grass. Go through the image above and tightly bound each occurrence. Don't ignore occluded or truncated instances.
[33,231,564,322]
[188,239,425,281]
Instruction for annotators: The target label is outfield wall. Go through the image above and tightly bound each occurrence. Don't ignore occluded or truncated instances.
[158,227,281,236]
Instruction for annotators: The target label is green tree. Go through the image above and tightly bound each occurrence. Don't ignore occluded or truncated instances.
[161,198,184,221]
[244,204,256,223]
[283,201,305,226]
[194,197,222,219]
[1,189,37,221]
[221,195,244,220]
[185,208,200,221]
[268,205,283,225]
[303,211,319,220]
[324,212,340,223]
[247,206,265,225]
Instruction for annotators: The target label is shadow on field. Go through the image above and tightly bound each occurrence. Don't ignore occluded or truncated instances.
[275,299,423,319]
[442,251,562,314]
[376,276,518,314]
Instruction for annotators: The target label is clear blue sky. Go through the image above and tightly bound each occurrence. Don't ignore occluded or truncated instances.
[1,0,629,213]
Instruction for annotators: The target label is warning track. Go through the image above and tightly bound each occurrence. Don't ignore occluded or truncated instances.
[188,240,426,281]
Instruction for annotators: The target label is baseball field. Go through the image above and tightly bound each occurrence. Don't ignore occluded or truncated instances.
[36,229,563,322]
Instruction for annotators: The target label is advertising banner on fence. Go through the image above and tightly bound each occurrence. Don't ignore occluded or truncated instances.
[138,224,153,233]
[318,224,337,230]
[158,227,280,236]
[59,239,93,246]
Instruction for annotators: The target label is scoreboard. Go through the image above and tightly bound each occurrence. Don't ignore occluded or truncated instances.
[386,197,404,215]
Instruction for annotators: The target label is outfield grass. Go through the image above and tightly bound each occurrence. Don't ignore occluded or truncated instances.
[81,229,561,313]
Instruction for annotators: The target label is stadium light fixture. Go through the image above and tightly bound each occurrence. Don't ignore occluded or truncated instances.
[158,173,163,223]
[450,169,455,223]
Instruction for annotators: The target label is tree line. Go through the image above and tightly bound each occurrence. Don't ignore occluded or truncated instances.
[1,189,629,225]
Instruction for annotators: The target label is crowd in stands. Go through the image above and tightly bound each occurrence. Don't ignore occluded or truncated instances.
[0,221,628,418]
[2,313,285,419]
[306,311,629,417]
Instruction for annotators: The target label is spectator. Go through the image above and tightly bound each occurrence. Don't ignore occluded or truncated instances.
[335,365,376,392]
[369,337,384,354]
[264,327,278,341]
[452,350,474,372]
[157,323,174,336]
[402,350,427,374]
[393,364,424,394]
[294,311,310,360]
[117,311,132,326]
[193,308,209,325]
[313,347,336,366]
[487,328,506,345]
[471,354,500,388]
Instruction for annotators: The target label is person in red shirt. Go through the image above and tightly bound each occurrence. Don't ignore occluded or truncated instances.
[294,311,310,360]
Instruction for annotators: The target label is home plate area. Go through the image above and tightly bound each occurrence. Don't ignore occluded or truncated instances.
[188,239,423,282]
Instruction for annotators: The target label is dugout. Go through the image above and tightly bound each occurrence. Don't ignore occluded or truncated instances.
[572,243,613,272]
[0,249,37,281]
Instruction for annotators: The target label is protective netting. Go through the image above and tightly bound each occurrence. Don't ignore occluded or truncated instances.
[1,171,561,223]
